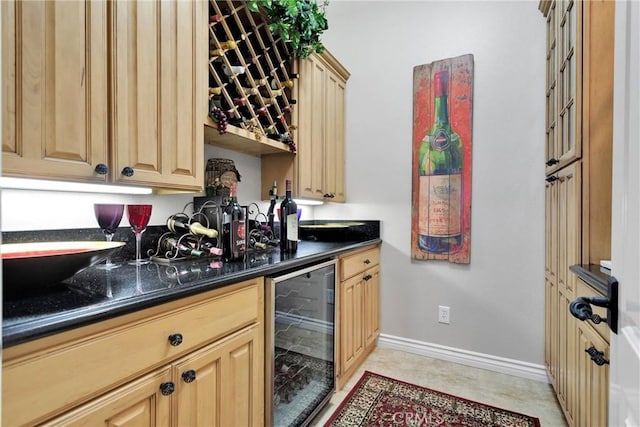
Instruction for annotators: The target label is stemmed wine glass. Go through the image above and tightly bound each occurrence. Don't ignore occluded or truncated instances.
[127,204,153,265]
[94,204,125,269]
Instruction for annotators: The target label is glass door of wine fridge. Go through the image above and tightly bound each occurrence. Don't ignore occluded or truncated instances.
[266,259,336,427]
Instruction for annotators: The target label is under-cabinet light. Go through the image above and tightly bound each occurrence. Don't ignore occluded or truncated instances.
[0,177,153,195]
[294,199,324,206]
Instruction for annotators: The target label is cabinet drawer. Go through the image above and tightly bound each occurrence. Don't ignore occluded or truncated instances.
[2,278,263,426]
[576,278,610,344]
[340,246,379,281]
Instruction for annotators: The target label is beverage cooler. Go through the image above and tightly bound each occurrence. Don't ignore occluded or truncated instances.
[265,259,336,427]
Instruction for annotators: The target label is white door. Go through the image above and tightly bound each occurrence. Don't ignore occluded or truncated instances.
[610,1,640,426]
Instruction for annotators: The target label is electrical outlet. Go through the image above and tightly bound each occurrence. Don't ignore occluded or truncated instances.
[438,305,450,324]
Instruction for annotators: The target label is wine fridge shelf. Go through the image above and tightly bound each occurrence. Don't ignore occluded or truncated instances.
[206,0,297,155]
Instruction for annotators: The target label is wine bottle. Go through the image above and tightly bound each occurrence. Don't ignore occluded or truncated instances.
[199,240,223,257]
[270,77,294,90]
[167,217,219,239]
[209,87,223,96]
[279,179,298,253]
[161,236,204,258]
[417,70,463,254]
[222,183,246,261]
[221,64,246,79]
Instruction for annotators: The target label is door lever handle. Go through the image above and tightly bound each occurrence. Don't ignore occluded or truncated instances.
[569,276,618,334]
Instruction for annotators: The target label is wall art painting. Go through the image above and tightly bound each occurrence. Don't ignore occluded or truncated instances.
[411,54,473,264]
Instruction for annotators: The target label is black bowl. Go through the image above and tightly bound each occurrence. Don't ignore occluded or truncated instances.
[2,241,125,293]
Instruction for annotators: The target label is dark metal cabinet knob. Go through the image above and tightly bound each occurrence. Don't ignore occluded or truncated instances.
[121,166,134,177]
[546,158,559,166]
[182,369,197,383]
[323,193,335,198]
[94,163,109,175]
[168,333,183,346]
[363,274,372,281]
[160,382,175,396]
[545,175,559,183]
[363,259,371,265]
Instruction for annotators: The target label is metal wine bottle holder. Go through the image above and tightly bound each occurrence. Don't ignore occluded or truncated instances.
[148,202,276,263]
[148,201,222,263]
[246,202,278,251]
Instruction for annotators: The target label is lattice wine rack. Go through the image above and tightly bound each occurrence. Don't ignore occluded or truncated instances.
[209,0,297,152]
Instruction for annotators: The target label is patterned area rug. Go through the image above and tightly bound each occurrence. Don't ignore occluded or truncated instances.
[324,371,541,427]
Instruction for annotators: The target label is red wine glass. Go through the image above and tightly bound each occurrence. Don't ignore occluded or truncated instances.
[127,204,152,265]
[94,204,124,269]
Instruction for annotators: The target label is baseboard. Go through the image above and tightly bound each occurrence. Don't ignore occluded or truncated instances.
[377,334,550,383]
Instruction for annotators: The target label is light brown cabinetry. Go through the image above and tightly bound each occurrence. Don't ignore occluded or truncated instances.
[2,278,264,427]
[1,1,205,191]
[1,1,109,182]
[337,245,380,390]
[261,50,349,202]
[540,1,614,425]
[574,279,610,427]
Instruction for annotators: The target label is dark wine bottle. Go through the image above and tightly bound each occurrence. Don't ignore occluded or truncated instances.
[222,183,246,261]
[279,179,298,253]
[417,70,463,254]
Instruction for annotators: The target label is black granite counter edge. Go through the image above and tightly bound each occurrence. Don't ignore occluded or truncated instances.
[569,264,609,295]
[3,238,381,348]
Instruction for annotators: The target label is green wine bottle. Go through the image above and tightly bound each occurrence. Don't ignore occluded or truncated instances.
[418,70,463,254]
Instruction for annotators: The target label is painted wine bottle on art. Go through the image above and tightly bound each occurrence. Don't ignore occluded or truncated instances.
[418,70,463,254]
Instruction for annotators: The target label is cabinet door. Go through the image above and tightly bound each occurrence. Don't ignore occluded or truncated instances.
[111,0,204,190]
[558,287,577,423]
[545,0,583,174]
[340,274,364,375]
[544,275,558,384]
[576,323,609,427]
[297,54,326,200]
[557,161,581,297]
[173,324,264,427]
[2,1,109,181]
[41,368,172,427]
[324,69,347,202]
[364,265,380,348]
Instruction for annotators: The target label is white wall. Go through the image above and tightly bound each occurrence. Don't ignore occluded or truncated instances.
[318,1,546,364]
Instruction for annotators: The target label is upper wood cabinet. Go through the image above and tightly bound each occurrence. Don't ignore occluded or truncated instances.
[542,0,582,175]
[1,1,205,191]
[1,1,109,182]
[261,50,349,202]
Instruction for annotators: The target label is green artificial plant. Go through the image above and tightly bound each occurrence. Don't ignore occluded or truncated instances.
[247,0,328,59]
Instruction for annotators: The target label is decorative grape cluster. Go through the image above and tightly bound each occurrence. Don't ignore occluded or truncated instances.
[284,135,296,153]
[209,106,228,135]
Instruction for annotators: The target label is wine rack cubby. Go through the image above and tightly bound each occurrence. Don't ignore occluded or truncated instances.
[207,0,297,153]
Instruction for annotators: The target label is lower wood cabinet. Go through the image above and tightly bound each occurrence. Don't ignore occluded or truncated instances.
[574,278,610,427]
[2,278,264,426]
[337,245,380,390]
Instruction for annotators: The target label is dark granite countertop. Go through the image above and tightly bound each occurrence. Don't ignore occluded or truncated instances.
[3,237,380,348]
[569,264,610,295]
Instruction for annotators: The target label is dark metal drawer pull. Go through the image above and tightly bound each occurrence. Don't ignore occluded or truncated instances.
[585,346,609,366]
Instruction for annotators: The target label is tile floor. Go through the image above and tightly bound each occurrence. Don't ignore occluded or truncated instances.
[310,346,567,426]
